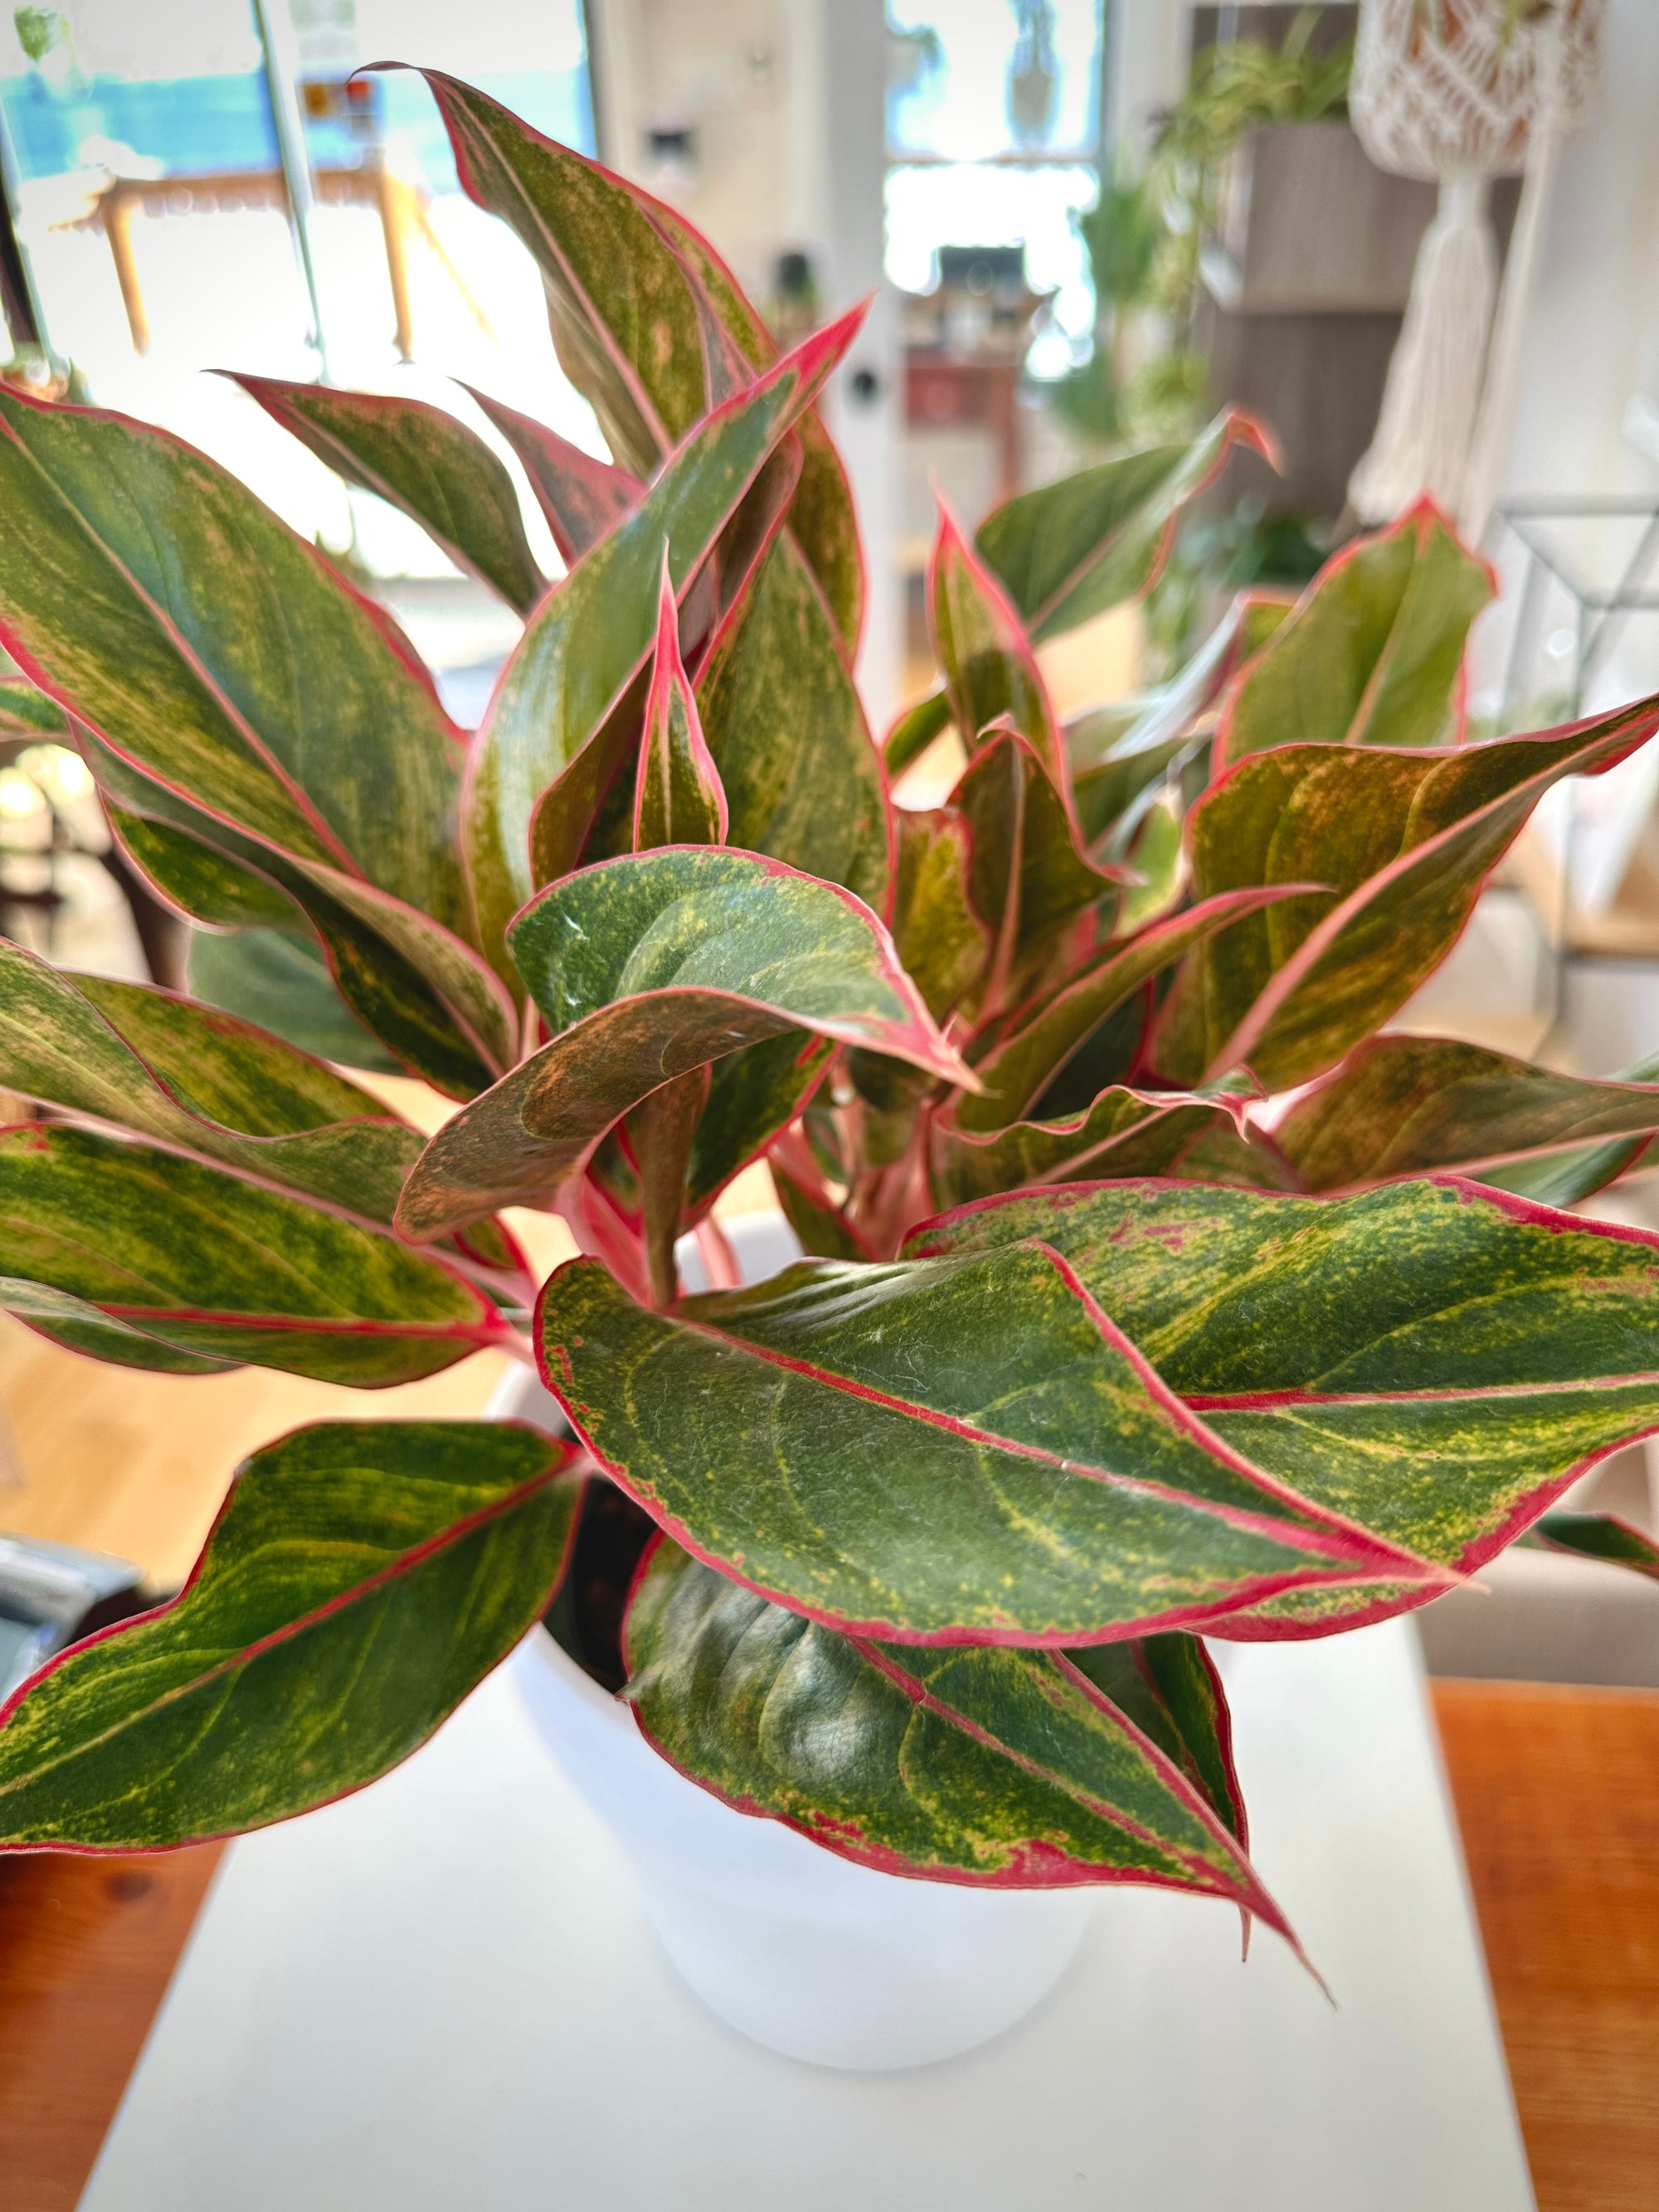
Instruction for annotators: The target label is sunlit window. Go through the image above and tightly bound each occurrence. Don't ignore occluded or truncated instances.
[885,0,1102,377]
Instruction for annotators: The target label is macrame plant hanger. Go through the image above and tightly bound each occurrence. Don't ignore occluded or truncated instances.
[1345,0,1605,538]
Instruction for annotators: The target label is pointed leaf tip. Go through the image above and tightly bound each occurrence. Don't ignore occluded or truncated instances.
[634,544,727,851]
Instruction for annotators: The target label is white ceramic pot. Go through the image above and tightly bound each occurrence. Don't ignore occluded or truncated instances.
[492,1213,1093,2071]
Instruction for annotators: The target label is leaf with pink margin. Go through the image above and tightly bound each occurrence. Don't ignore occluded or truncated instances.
[975,408,1278,644]
[906,1174,1659,1639]
[930,1080,1238,1209]
[1212,499,1495,774]
[227,373,546,615]
[622,1539,1298,1945]
[634,549,727,849]
[956,886,1313,1135]
[952,722,1124,1012]
[538,1237,1449,1646]
[1273,1033,1659,1195]
[0,386,470,938]
[887,803,990,1023]
[0,1421,583,1850]
[397,846,970,1237]
[460,384,642,566]
[643,196,864,654]
[0,1122,508,1385]
[930,498,1063,780]
[416,69,861,649]
[1154,693,1659,1094]
[464,308,862,958]
[694,527,891,913]
[1536,1512,1659,1582]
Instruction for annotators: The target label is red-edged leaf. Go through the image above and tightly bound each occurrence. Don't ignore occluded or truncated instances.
[460,383,643,566]
[931,1081,1238,1209]
[694,527,891,914]
[0,1421,583,1850]
[957,887,1314,1133]
[1154,693,1659,1092]
[0,1123,507,1384]
[1273,1033,1659,1194]
[1536,1512,1659,1582]
[463,308,863,959]
[907,1175,1659,1638]
[634,548,727,849]
[227,372,547,614]
[397,847,969,1238]
[953,722,1124,1013]
[1212,499,1495,774]
[539,1237,1449,1646]
[930,498,1063,780]
[622,1542,1297,1946]
[975,408,1277,643]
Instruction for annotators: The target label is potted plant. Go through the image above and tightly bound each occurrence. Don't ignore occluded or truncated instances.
[0,70,1657,2071]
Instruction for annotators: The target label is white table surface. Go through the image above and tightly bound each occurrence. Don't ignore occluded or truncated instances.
[80,1616,1534,2212]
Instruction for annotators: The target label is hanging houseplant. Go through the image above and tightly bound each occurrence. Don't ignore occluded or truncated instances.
[0,71,1657,2033]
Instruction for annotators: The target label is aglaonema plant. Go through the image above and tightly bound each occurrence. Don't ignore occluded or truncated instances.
[0,73,1657,1962]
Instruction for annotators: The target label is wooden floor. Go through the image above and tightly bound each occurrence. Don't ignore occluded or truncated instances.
[0,1315,513,1589]
[1433,1680,1659,2212]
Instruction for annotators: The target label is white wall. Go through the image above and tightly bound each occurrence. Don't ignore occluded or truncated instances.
[1497,0,1659,504]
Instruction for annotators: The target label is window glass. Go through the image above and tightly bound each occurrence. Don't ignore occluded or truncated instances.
[884,2,1102,375]
[1,2,597,595]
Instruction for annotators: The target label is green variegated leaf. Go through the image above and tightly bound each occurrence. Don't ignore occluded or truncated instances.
[932,1082,1233,1209]
[0,1276,235,1374]
[695,530,889,911]
[1064,1631,1246,1840]
[624,1544,1290,1928]
[540,1240,1446,1644]
[1537,1512,1659,1581]
[687,1032,833,1216]
[87,723,513,1096]
[461,384,641,565]
[1275,1035,1659,1195]
[931,502,1063,778]
[1115,788,1186,931]
[108,801,299,933]
[0,386,470,936]
[0,1123,504,1383]
[464,311,862,959]
[1213,501,1493,772]
[420,69,708,472]
[634,550,727,848]
[0,1422,582,1849]
[1066,594,1289,843]
[230,373,546,614]
[958,887,1306,1134]
[0,673,65,736]
[418,73,861,650]
[771,1155,876,1261]
[907,1176,1659,1636]
[642,197,864,651]
[397,847,967,1237]
[975,409,1273,643]
[888,804,990,1022]
[0,938,421,1221]
[883,688,952,775]
[1154,695,1659,1092]
[954,724,1121,1007]
[1480,1050,1659,1208]
[187,927,402,1075]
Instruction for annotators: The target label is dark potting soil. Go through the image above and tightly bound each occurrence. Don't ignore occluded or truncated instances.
[543,1474,658,1693]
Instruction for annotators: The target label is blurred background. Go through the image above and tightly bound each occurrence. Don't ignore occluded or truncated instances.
[2,0,1658,1669]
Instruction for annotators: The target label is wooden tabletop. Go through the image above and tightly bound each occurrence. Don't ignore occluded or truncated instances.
[2,1679,1656,2212]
